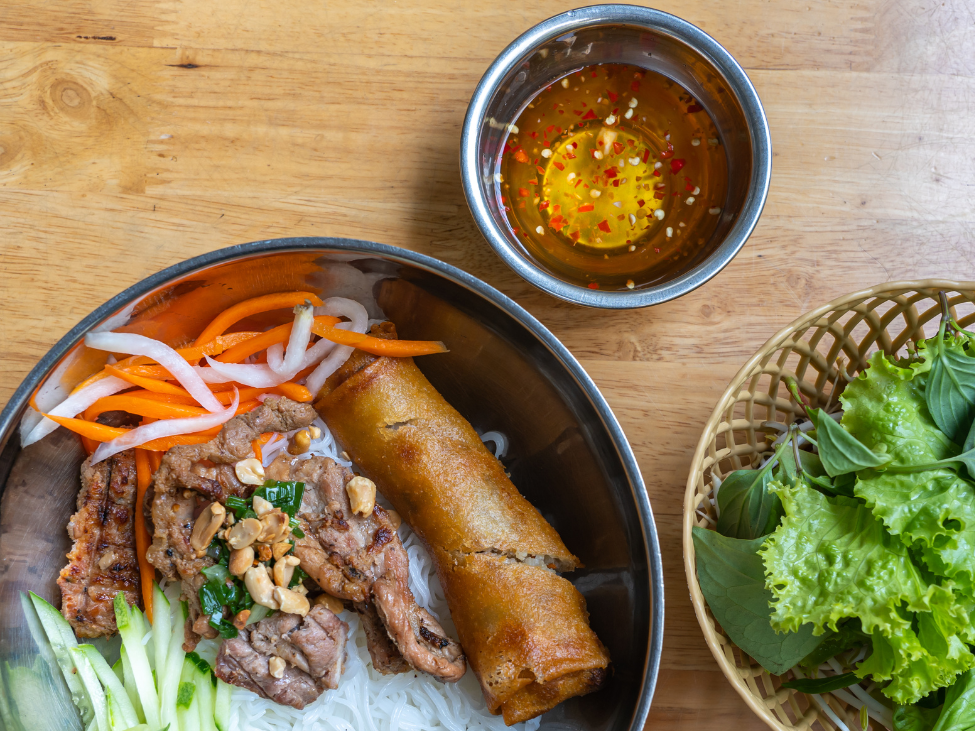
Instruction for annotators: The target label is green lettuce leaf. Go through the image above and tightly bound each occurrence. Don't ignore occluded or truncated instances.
[842,351,975,594]
[894,704,941,731]
[762,481,975,704]
[931,669,975,731]
[692,527,824,675]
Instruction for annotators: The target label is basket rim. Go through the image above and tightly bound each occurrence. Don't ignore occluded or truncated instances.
[682,278,975,731]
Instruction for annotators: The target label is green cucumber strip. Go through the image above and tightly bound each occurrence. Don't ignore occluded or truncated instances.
[152,583,171,677]
[114,594,160,730]
[190,660,217,731]
[78,644,139,729]
[120,646,145,724]
[213,679,232,731]
[27,591,93,723]
[177,660,201,731]
[69,647,110,731]
[159,601,187,731]
[112,658,124,685]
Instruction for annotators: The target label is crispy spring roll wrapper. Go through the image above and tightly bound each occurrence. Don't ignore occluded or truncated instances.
[315,324,610,724]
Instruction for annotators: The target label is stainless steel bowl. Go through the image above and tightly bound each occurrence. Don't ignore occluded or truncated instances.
[0,239,664,731]
[460,4,772,308]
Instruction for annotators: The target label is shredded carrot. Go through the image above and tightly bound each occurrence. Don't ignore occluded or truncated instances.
[106,366,189,396]
[252,432,274,462]
[148,451,162,472]
[44,415,128,441]
[80,436,98,455]
[275,382,313,402]
[310,321,447,357]
[216,316,341,363]
[140,434,213,450]
[84,395,208,422]
[134,449,155,622]
[193,292,325,347]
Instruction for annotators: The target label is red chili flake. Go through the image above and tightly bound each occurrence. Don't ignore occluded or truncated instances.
[612,179,620,187]
[612,108,619,116]
[631,80,641,92]
[654,192,665,200]
[565,152,577,159]
[654,247,661,253]
[578,203,595,212]
[518,187,529,197]
[659,149,674,160]
[597,220,612,233]
[687,103,704,113]
[539,201,550,210]
[588,282,599,289]
[637,199,645,207]
[513,148,529,164]
[591,70,597,77]
[685,183,695,191]
[573,109,583,116]
[553,204,561,214]
[653,169,661,177]
[558,110,564,115]
[530,131,538,139]
[549,214,564,228]
[553,161,565,171]
[607,91,619,102]
[581,102,588,108]
[613,141,625,155]
[670,159,686,174]
[575,179,583,188]
[556,127,563,135]
[546,125,557,133]
[536,166,546,175]
[503,143,512,154]
[582,109,597,120]
[604,167,618,179]
[672,192,680,196]
[617,214,625,221]
[528,179,538,185]
[642,149,651,163]
[684,176,692,181]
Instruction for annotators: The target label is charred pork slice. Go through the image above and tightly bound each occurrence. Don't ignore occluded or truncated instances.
[58,451,142,638]
[215,606,348,710]
[146,396,317,650]
[276,455,466,682]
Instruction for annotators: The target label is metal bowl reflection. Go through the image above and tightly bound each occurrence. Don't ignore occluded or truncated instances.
[0,238,663,731]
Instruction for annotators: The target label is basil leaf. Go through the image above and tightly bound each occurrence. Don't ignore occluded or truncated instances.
[965,418,975,453]
[922,335,975,445]
[198,582,225,618]
[716,469,781,540]
[781,671,859,694]
[256,481,305,518]
[692,527,824,675]
[894,705,941,731]
[810,408,890,476]
[777,448,827,485]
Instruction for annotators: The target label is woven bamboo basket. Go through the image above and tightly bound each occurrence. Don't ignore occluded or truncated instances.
[683,280,975,731]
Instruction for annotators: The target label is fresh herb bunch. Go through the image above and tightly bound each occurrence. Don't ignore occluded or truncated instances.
[200,480,306,638]
[694,293,975,728]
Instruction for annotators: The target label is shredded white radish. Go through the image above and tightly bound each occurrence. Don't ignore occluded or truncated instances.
[84,332,223,412]
[91,390,240,464]
[273,305,314,376]
[22,376,132,447]
[304,298,369,397]
[201,358,291,388]
[479,431,508,460]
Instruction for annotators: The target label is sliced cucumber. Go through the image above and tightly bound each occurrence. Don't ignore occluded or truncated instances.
[114,595,160,730]
[77,645,139,730]
[152,583,171,678]
[213,679,231,731]
[158,601,187,731]
[69,648,110,731]
[120,646,145,724]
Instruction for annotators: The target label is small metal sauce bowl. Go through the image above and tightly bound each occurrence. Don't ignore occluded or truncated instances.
[461,4,772,308]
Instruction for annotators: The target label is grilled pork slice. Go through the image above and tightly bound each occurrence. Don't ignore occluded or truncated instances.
[274,455,466,682]
[58,451,142,637]
[146,396,318,650]
[214,606,348,710]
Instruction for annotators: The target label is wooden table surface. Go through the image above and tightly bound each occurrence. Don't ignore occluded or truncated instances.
[1,0,973,728]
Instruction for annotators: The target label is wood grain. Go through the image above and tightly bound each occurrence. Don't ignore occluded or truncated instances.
[1,0,974,728]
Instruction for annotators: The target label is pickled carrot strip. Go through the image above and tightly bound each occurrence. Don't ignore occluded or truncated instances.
[310,321,447,357]
[140,434,213,450]
[252,432,274,462]
[105,366,188,396]
[84,395,208,422]
[193,292,325,346]
[134,449,155,622]
[216,316,341,364]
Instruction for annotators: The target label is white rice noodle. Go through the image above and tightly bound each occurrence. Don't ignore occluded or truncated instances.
[304,298,369,397]
[22,375,132,447]
[236,414,541,731]
[479,431,508,460]
[201,357,293,388]
[84,332,223,412]
[91,390,240,464]
[271,305,314,376]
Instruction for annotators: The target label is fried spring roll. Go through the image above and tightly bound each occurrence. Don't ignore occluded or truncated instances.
[315,324,610,725]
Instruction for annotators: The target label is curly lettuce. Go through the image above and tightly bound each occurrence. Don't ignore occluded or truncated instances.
[841,352,975,595]
[762,481,975,704]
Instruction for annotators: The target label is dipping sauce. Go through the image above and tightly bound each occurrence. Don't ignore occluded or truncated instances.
[495,64,728,291]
